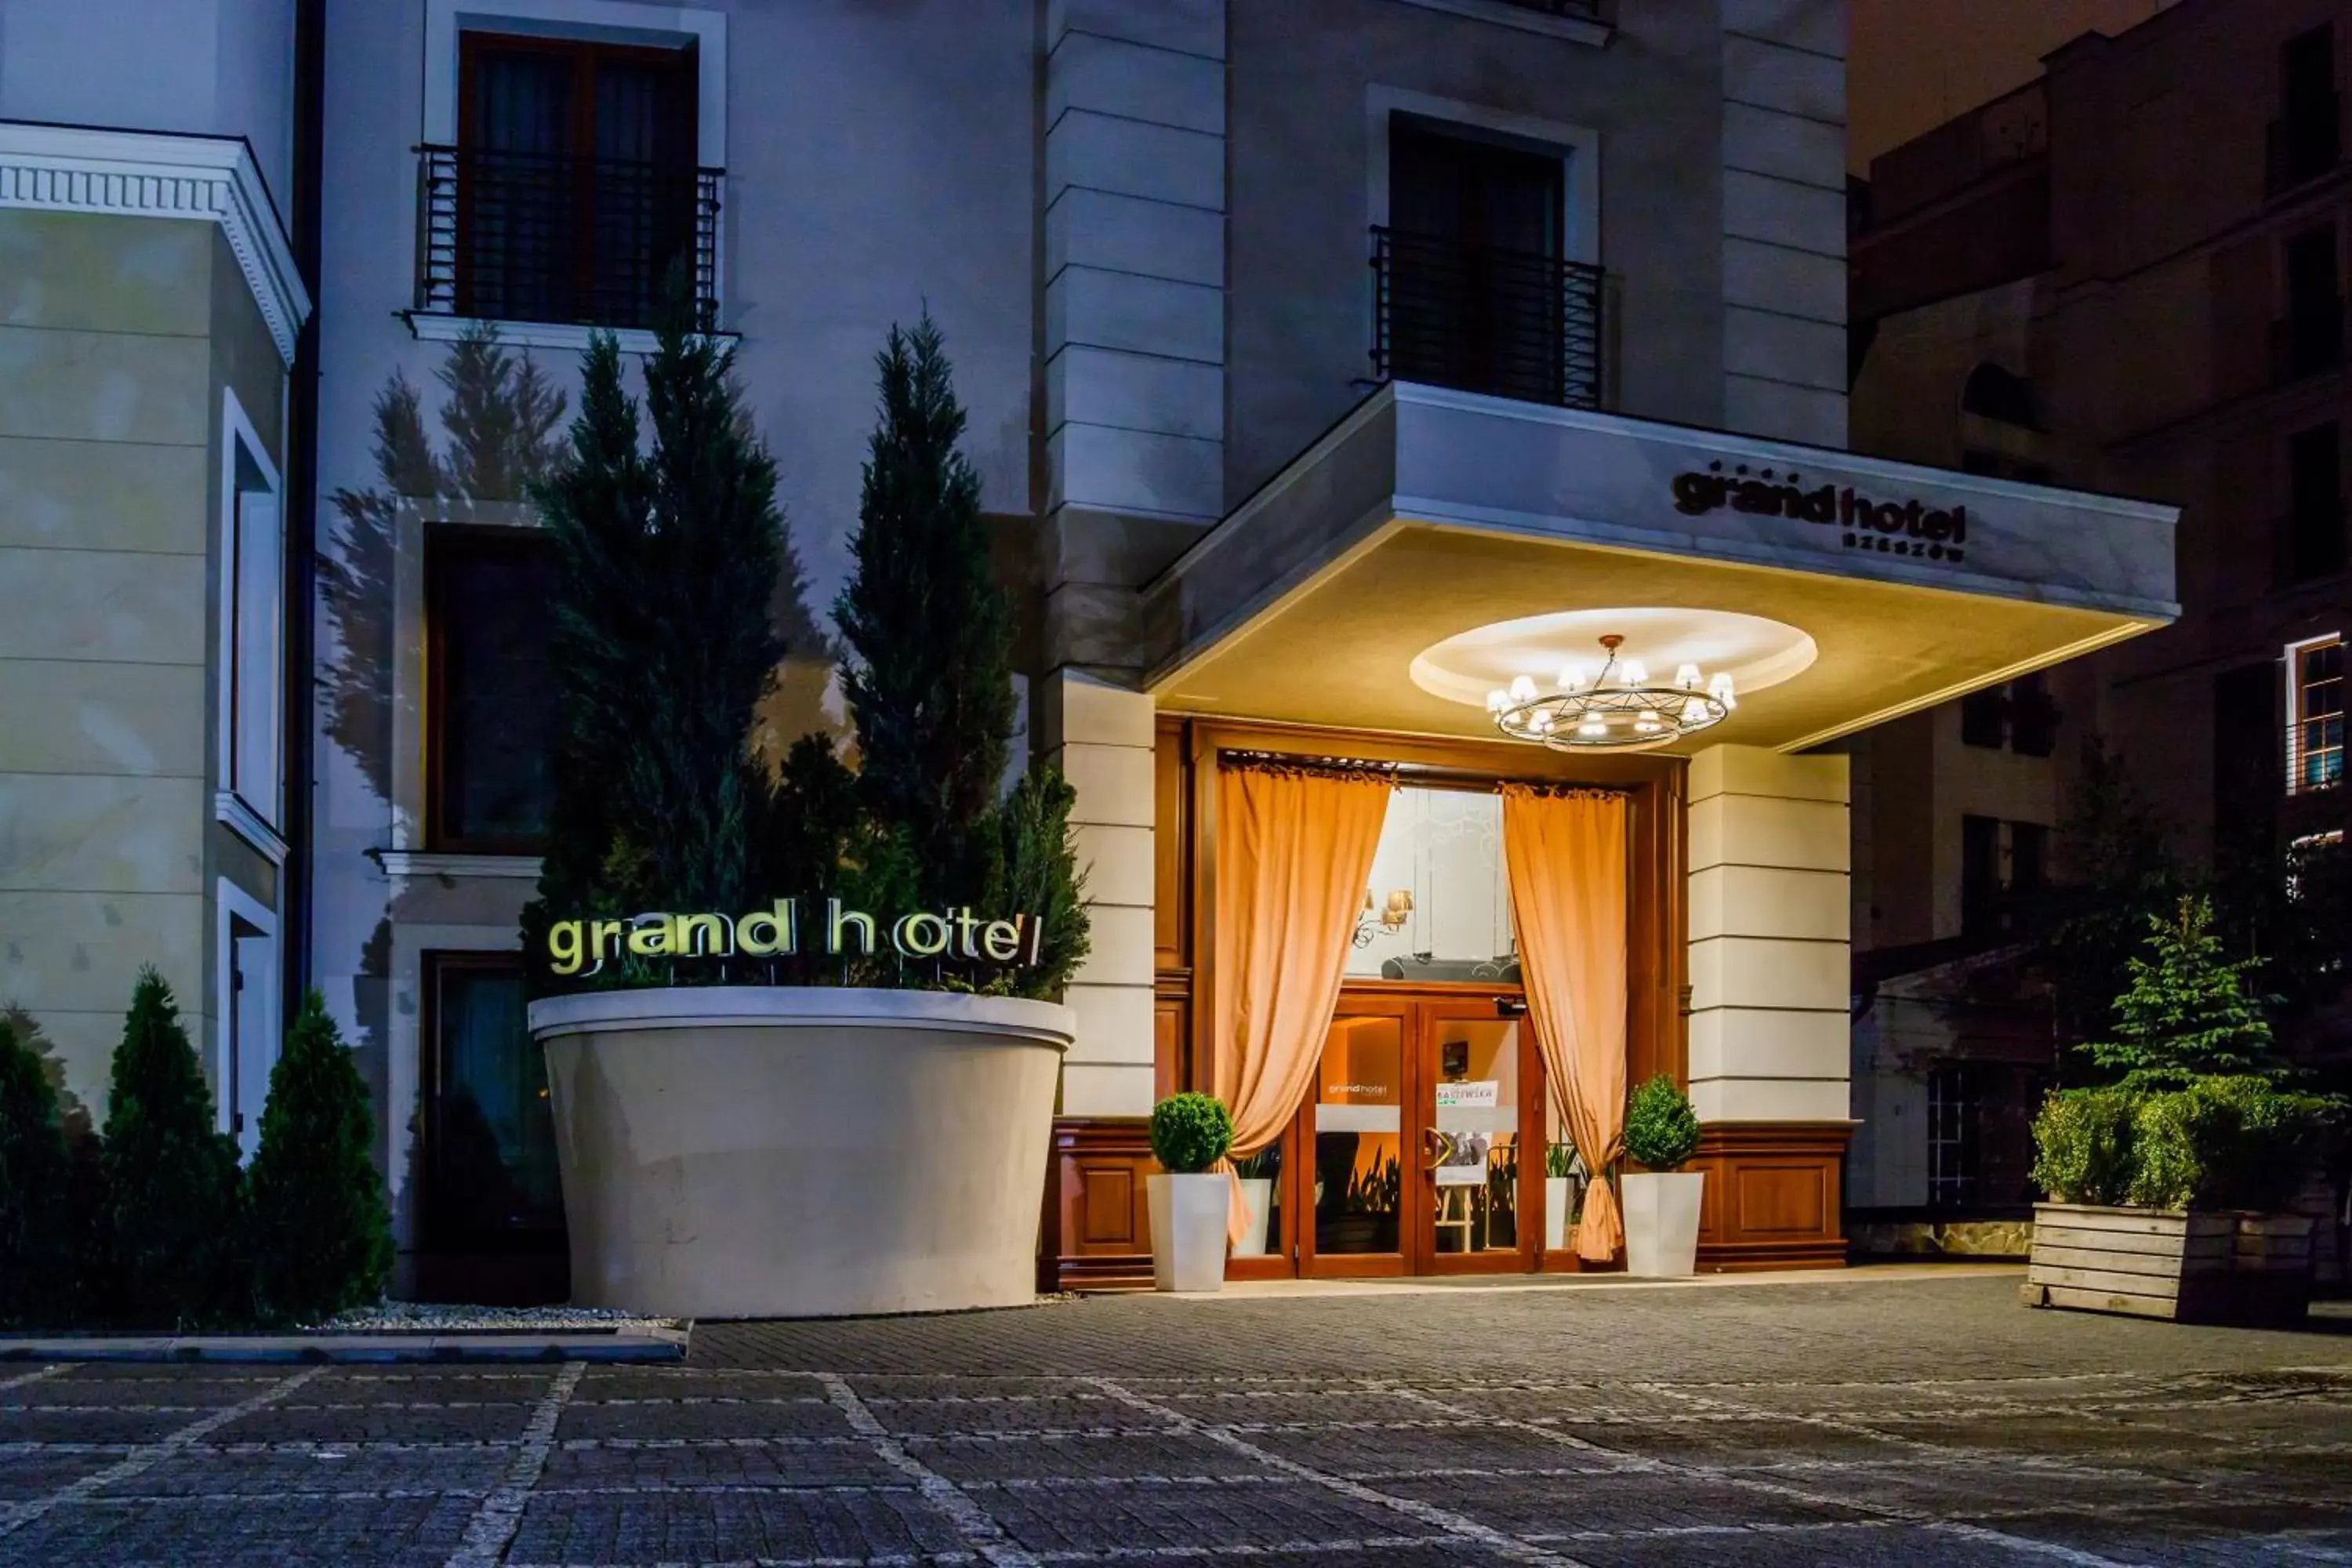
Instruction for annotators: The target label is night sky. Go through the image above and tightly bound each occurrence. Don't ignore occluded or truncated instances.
[1847,0,2182,172]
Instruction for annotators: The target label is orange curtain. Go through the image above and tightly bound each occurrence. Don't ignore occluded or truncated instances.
[1501,785,1629,1261]
[1210,764,1394,1243]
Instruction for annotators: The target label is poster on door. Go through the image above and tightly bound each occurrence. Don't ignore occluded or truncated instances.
[1433,1080,1499,1185]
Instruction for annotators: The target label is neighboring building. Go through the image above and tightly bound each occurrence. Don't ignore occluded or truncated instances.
[5,0,2180,1299]
[0,1,314,1159]
[1848,0,2352,1224]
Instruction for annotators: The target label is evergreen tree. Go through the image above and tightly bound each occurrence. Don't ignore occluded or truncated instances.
[835,314,1017,910]
[2038,737,2187,1054]
[996,769,1091,1000]
[2082,896,2283,1091]
[0,1011,75,1327]
[524,325,789,984]
[100,971,243,1328]
[245,993,394,1326]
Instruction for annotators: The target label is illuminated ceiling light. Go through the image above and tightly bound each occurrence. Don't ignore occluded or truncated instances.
[1490,635,1734,753]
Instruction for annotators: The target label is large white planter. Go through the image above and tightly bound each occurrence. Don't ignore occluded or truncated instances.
[1622,1171,1704,1277]
[1544,1176,1573,1252]
[529,986,1072,1319]
[1149,1173,1231,1291]
[1232,1178,1274,1258]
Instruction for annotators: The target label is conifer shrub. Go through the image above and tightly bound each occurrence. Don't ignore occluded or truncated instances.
[1624,1074,1701,1171]
[245,993,394,1326]
[1149,1093,1234,1175]
[2029,1087,2137,1206]
[101,970,243,1328]
[0,1011,75,1327]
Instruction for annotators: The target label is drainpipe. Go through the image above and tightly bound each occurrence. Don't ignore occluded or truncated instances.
[283,0,326,1014]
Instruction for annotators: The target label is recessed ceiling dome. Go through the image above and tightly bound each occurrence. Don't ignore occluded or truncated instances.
[1409,607,1818,711]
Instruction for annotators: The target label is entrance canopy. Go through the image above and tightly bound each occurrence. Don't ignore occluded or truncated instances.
[1142,383,2177,751]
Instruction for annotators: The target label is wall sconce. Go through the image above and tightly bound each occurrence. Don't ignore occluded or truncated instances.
[1352,888,1414,948]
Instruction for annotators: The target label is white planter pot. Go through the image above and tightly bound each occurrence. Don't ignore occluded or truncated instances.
[1149,1172,1231,1292]
[1233,1178,1274,1257]
[529,986,1072,1319]
[1544,1176,1571,1252]
[1621,1171,1705,1278]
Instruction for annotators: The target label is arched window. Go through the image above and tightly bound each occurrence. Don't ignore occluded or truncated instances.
[1961,362,2038,430]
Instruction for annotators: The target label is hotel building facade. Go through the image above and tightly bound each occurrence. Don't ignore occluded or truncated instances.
[2,0,2176,1298]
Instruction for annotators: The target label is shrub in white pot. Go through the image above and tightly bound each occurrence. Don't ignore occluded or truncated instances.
[1542,1142,1580,1254]
[1231,1148,1276,1258]
[1620,1075,1704,1277]
[1149,1093,1233,1292]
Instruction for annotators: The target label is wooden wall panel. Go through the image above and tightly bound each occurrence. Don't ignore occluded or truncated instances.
[1693,1122,1850,1272]
[1153,722,1189,971]
[1046,1116,1158,1291]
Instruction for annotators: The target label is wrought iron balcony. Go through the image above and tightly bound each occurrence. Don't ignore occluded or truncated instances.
[1370,227,1604,410]
[414,144,722,333]
[2267,97,2341,198]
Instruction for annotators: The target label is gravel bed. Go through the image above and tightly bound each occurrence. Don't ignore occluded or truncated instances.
[315,1301,684,1334]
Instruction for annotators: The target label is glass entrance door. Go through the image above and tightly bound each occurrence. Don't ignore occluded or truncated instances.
[1292,989,1545,1276]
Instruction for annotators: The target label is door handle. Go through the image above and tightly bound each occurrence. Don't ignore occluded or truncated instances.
[1423,1127,1462,1171]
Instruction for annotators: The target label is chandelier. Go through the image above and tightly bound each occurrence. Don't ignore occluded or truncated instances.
[1486,634,1736,752]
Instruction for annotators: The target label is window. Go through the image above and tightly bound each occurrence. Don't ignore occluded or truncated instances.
[423,954,564,1252]
[1956,675,2058,756]
[1926,1063,1982,1210]
[1375,118,1600,408]
[1960,363,2038,429]
[2285,423,2347,582]
[1958,449,2054,484]
[216,881,278,1165]
[218,397,283,845]
[2271,24,2340,195]
[421,29,713,331]
[1962,815,2048,936]
[427,528,558,851]
[2289,634,2345,794]
[2277,227,2343,382]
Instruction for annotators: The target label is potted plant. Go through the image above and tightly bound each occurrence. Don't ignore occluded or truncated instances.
[2024,899,2339,1323]
[522,317,1087,1319]
[1621,1074,1704,1276]
[1542,1142,1581,1254]
[1232,1148,1277,1258]
[1149,1093,1233,1291]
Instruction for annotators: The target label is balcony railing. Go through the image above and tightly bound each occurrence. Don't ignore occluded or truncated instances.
[1371,227,1603,410]
[2270,299,2345,383]
[2290,716,2345,795]
[414,144,722,333]
[2267,96,2341,198]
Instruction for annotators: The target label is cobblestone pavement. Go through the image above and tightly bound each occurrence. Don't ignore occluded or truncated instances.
[3,1272,2350,1566]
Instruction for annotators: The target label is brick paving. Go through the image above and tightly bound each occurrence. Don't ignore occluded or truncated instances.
[1,1272,2349,1566]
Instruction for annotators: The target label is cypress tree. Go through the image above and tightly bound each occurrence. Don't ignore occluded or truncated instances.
[101,970,243,1328]
[524,324,789,984]
[835,314,1017,910]
[0,1011,74,1327]
[245,993,394,1326]
[2082,896,2282,1091]
[997,769,1091,1000]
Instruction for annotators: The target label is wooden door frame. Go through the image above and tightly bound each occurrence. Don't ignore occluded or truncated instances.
[1291,990,1414,1279]
[1413,990,1544,1276]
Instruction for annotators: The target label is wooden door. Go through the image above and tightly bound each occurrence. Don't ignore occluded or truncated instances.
[1292,995,1416,1278]
[1415,996,1542,1275]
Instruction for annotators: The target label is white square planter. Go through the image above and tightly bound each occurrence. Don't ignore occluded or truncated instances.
[1233,1178,1275,1257]
[1149,1172,1231,1292]
[1622,1171,1704,1277]
[1544,1175,1573,1252]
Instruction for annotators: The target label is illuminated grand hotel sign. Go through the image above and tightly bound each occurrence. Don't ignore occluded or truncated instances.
[546,898,1049,976]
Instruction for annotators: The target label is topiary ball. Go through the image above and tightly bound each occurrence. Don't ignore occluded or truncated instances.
[1623,1074,1701,1171]
[1149,1092,1234,1175]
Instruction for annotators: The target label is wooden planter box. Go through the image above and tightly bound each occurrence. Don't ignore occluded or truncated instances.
[2021,1203,2314,1324]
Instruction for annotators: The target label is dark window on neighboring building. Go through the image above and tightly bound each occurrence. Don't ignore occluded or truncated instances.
[2009,673,2060,757]
[2215,661,2285,856]
[1961,363,2038,428]
[1927,1063,1983,1210]
[1962,815,2048,935]
[2285,423,2347,582]
[452,31,700,328]
[2272,24,2341,194]
[1958,449,2054,484]
[2277,226,2343,382]
[428,528,557,851]
[422,954,565,1261]
[1960,688,2009,748]
[1377,118,1599,408]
